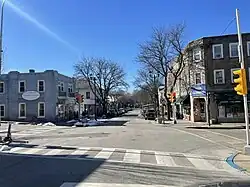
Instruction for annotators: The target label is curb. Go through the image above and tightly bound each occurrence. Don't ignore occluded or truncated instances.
[186,126,245,129]
[226,152,246,171]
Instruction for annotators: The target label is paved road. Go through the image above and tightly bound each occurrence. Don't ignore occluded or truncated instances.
[0,110,249,186]
[0,152,248,187]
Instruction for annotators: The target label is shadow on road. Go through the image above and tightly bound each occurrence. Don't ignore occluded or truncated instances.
[0,150,248,187]
[0,152,106,187]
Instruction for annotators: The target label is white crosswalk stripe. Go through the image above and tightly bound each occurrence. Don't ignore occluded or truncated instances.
[184,154,218,171]
[67,149,89,158]
[155,152,177,167]
[44,149,64,156]
[9,147,25,153]
[0,146,241,174]
[20,148,43,155]
[123,149,141,163]
[95,148,115,159]
[60,182,176,187]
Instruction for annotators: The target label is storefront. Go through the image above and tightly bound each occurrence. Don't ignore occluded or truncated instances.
[190,84,207,122]
[176,95,190,120]
[213,92,248,122]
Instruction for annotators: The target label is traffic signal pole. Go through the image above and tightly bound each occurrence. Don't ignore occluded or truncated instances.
[236,9,250,147]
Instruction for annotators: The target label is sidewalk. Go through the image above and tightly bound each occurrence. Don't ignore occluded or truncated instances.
[234,153,250,172]
[185,121,245,129]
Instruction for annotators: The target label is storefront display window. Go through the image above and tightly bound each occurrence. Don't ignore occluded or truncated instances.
[220,103,244,118]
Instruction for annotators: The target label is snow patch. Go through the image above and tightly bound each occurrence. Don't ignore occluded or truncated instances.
[0,145,11,151]
[42,122,56,126]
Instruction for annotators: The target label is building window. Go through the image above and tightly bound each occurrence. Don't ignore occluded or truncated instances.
[58,82,64,92]
[0,81,4,93]
[86,92,90,99]
[37,80,45,92]
[68,84,73,93]
[19,103,26,118]
[213,69,225,84]
[19,81,26,93]
[212,44,223,59]
[0,104,5,118]
[195,73,201,84]
[231,68,240,83]
[247,42,250,56]
[193,48,201,61]
[229,43,239,58]
[38,102,45,118]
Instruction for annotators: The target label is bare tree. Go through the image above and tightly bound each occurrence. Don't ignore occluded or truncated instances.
[137,23,187,120]
[132,89,151,106]
[134,67,161,109]
[74,57,128,115]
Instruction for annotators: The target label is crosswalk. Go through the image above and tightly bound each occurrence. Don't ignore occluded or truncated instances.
[0,146,241,174]
[0,126,68,137]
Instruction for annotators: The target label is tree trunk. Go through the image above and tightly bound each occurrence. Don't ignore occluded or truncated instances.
[102,101,108,115]
[164,75,171,120]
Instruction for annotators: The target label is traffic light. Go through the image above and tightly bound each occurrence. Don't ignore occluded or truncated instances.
[167,92,176,103]
[75,93,82,103]
[172,92,176,103]
[233,68,247,95]
[167,93,172,102]
[81,95,84,103]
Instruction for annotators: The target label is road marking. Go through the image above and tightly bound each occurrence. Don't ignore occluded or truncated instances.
[20,148,43,155]
[184,154,218,171]
[198,129,245,142]
[60,182,175,187]
[95,148,115,159]
[171,128,240,151]
[43,149,63,156]
[9,147,25,153]
[67,149,88,158]
[155,152,177,167]
[123,149,141,163]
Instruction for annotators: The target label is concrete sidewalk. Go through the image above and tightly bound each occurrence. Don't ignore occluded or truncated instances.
[185,122,245,129]
[234,153,250,172]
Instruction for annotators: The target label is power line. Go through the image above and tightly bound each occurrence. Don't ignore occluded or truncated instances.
[221,17,236,35]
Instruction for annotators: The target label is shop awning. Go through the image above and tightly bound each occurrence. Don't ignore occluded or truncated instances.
[176,95,190,105]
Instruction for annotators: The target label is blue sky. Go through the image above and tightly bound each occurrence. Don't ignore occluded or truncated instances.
[2,0,250,91]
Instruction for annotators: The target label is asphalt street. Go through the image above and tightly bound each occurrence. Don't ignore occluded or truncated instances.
[0,109,250,186]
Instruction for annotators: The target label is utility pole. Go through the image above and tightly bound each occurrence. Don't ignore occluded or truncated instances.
[94,78,97,121]
[236,9,250,152]
[0,0,6,74]
[0,0,6,132]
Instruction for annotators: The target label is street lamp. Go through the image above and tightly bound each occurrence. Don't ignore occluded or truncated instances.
[90,74,99,121]
[149,71,160,119]
[0,0,6,74]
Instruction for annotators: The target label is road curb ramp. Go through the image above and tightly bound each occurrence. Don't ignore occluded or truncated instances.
[232,152,250,173]
[226,152,246,172]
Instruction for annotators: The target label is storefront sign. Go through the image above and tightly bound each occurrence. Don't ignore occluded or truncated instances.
[22,91,40,101]
[191,84,206,97]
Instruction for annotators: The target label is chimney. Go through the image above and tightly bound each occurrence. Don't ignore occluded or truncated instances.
[29,69,35,73]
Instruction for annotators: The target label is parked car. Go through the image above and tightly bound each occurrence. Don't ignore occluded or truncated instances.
[126,107,132,112]
[145,108,156,120]
[119,108,125,114]
[107,109,118,118]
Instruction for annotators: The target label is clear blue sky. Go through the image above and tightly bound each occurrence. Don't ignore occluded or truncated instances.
[2,0,250,91]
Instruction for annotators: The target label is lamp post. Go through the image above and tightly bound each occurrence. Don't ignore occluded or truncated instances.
[149,71,160,119]
[90,75,98,121]
[0,0,6,135]
[0,0,6,74]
